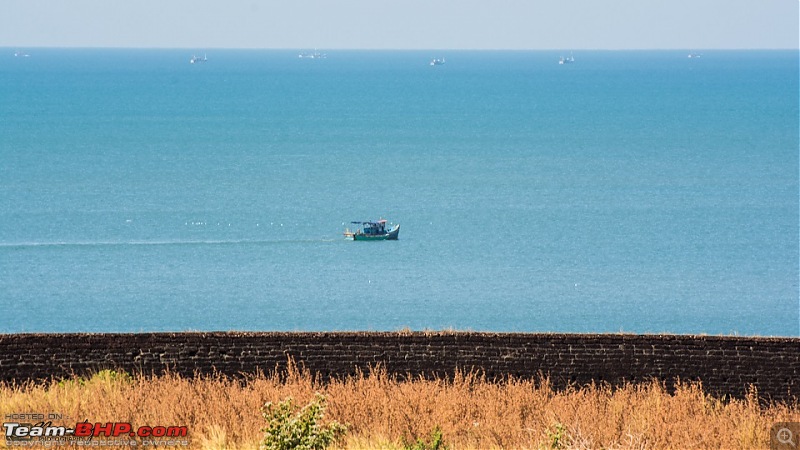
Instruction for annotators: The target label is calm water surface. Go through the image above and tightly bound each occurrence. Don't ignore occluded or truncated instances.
[1,49,797,335]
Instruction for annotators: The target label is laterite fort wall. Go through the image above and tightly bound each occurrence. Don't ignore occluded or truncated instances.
[0,332,797,401]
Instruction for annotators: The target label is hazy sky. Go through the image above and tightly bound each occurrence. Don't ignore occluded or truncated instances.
[2,0,797,50]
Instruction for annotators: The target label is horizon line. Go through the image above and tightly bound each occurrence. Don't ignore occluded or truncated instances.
[3,45,798,52]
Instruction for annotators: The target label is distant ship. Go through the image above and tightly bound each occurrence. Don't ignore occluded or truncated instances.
[299,50,326,59]
[559,52,575,65]
[430,58,445,66]
[687,53,702,59]
[190,54,207,64]
[14,51,29,58]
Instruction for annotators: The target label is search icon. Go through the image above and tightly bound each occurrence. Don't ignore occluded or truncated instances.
[777,428,796,447]
[773,423,800,449]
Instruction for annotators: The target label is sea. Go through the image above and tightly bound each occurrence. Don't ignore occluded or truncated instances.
[1,49,797,336]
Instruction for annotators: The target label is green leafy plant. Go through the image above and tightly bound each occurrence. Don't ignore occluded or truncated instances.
[546,422,568,449]
[261,394,346,450]
[88,369,132,384]
[403,426,448,450]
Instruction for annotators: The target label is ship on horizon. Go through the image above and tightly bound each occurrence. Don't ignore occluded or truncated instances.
[299,49,327,59]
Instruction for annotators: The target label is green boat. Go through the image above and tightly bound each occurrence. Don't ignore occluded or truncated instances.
[344,220,400,241]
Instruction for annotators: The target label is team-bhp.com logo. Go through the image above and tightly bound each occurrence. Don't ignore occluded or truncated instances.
[4,420,188,446]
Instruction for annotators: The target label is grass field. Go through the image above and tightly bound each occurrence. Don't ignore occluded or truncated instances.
[1,363,797,449]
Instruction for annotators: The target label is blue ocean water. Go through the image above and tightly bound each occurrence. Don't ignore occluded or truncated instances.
[1,49,797,335]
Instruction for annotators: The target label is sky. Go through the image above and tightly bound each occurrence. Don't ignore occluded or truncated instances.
[1,0,797,50]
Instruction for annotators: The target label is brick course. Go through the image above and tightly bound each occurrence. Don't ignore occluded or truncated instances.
[0,332,797,401]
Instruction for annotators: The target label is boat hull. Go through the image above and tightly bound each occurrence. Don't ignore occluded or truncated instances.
[351,224,400,241]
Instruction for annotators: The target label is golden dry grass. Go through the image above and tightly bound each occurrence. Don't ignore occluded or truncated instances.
[1,363,797,449]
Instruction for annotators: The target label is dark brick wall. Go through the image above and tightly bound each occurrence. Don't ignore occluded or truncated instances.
[0,332,797,402]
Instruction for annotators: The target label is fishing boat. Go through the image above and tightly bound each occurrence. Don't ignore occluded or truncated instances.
[190,54,207,64]
[344,220,400,241]
[559,52,575,65]
[430,58,445,66]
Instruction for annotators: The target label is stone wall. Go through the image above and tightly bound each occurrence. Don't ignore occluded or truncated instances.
[0,332,797,402]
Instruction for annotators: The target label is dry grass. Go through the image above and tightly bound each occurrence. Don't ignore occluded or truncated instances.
[1,363,797,449]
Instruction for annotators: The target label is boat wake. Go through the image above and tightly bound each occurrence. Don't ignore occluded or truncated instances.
[0,238,339,249]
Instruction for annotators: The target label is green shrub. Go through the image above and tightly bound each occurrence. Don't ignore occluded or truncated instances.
[261,394,346,450]
[88,369,132,384]
[403,426,448,450]
[546,422,568,449]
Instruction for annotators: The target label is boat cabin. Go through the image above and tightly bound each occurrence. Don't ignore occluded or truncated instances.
[359,220,387,235]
